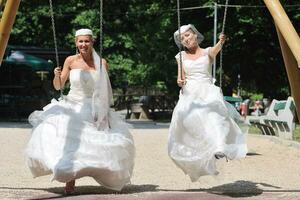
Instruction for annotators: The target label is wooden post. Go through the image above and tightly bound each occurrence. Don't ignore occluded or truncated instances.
[276,26,300,120]
[0,0,21,64]
[264,0,300,121]
[263,0,300,68]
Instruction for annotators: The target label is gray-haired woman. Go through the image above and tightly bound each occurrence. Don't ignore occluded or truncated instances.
[168,24,247,181]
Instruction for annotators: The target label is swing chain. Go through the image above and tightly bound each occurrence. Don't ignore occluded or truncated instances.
[219,0,229,88]
[177,0,183,81]
[49,0,59,67]
[49,0,63,98]
[221,0,229,33]
[99,0,103,69]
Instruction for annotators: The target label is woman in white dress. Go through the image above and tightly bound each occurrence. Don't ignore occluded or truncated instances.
[168,24,247,181]
[25,29,135,194]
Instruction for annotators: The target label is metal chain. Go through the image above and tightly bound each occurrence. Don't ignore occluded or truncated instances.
[49,0,63,98]
[219,47,223,88]
[221,0,229,34]
[177,0,183,80]
[99,0,103,69]
[219,0,229,88]
[49,0,59,67]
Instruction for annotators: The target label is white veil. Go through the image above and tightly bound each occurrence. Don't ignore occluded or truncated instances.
[91,48,113,130]
[173,24,204,48]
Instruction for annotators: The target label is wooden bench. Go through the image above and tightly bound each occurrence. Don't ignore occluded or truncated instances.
[249,119,276,136]
[246,97,296,139]
[130,103,150,120]
[129,96,152,120]
[127,95,176,120]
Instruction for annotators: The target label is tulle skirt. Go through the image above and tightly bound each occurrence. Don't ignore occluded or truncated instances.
[168,80,247,181]
[25,95,135,191]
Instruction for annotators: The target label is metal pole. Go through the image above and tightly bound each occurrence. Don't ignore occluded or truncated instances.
[213,3,217,79]
[263,0,300,68]
[237,74,241,97]
[177,0,183,81]
[0,0,21,65]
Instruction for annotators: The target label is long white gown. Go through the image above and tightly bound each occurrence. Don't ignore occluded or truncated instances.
[168,48,247,182]
[26,68,135,191]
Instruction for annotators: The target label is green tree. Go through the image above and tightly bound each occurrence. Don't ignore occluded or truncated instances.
[7,0,300,100]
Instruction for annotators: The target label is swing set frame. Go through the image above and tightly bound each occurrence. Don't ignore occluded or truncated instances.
[0,0,299,119]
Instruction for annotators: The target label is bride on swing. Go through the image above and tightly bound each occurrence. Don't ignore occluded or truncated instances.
[25,28,135,194]
[168,24,248,181]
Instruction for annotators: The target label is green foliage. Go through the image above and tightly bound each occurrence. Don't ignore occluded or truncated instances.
[107,54,134,88]
[249,93,263,101]
[155,81,167,93]
[8,0,300,99]
[293,124,300,143]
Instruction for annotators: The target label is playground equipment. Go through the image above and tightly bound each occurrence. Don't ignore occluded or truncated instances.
[0,0,21,64]
[176,0,229,87]
[0,0,299,122]
[263,0,300,122]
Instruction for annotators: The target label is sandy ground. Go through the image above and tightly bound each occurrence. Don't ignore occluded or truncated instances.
[0,121,300,200]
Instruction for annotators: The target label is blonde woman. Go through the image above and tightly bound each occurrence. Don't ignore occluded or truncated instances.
[26,29,135,194]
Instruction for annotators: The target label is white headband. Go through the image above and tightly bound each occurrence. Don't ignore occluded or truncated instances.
[174,24,204,48]
[75,28,94,37]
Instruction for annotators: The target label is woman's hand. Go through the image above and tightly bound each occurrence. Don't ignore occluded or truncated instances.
[53,67,63,90]
[219,33,226,45]
[208,33,227,59]
[54,67,62,78]
[177,79,186,87]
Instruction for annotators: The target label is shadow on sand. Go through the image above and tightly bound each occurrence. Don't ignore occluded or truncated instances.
[2,180,300,199]
[1,184,159,199]
[160,180,300,198]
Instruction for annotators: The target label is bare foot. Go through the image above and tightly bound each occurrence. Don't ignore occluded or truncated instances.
[64,180,75,195]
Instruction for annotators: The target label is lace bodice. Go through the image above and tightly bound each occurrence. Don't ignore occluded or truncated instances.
[175,47,213,83]
[67,69,97,98]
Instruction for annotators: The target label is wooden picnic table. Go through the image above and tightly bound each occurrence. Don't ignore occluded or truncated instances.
[113,94,176,120]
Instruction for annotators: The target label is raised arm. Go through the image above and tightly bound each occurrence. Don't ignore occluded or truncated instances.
[208,33,226,59]
[53,56,72,90]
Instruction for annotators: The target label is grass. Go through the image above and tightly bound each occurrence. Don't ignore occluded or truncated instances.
[248,126,261,135]
[293,124,300,142]
[249,123,300,143]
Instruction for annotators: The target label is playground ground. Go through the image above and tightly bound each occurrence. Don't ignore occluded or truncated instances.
[1,120,300,200]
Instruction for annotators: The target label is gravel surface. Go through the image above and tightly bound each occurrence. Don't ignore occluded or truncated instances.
[0,121,300,200]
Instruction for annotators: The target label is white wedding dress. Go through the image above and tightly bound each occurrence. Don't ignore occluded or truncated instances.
[168,48,247,181]
[26,68,135,191]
